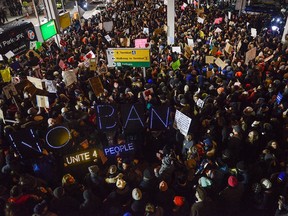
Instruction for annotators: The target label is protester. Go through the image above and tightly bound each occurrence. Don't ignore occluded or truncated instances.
[0,0,288,215]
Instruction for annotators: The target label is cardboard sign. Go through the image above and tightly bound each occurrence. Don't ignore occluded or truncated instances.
[89,77,104,97]
[237,40,242,51]
[36,95,49,108]
[89,58,97,71]
[85,50,95,59]
[245,47,257,65]
[174,110,192,136]
[64,148,98,167]
[103,143,134,157]
[27,76,43,90]
[135,39,148,48]
[215,27,222,33]
[205,56,215,64]
[103,21,113,32]
[3,83,18,99]
[224,43,233,54]
[215,58,227,69]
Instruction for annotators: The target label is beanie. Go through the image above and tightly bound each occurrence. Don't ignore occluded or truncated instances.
[132,188,142,200]
[228,176,238,187]
[173,196,185,207]
[261,178,272,189]
[199,176,212,188]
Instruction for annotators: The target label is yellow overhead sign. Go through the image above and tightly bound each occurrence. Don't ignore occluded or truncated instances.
[106,48,150,67]
[59,12,71,30]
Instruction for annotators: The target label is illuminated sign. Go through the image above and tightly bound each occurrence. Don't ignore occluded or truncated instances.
[64,149,98,167]
[40,20,57,41]
[95,104,171,132]
[103,143,134,157]
[45,126,71,149]
[106,48,150,67]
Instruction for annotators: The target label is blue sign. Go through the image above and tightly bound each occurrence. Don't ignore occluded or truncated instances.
[104,143,135,157]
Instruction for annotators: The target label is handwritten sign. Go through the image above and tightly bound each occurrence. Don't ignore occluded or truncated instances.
[89,77,104,96]
[245,47,257,65]
[174,110,192,136]
[36,95,49,108]
[27,76,43,90]
[225,43,233,54]
[103,143,135,157]
[215,58,227,69]
[205,56,215,64]
[135,39,148,48]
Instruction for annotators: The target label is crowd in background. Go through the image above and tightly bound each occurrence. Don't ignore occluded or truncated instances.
[0,0,288,215]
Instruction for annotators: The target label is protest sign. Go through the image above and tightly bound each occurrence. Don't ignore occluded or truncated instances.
[103,143,135,157]
[172,46,181,54]
[171,59,181,70]
[245,47,257,65]
[196,98,205,108]
[251,28,257,38]
[135,39,148,48]
[103,21,113,32]
[104,35,112,42]
[0,67,11,82]
[197,17,204,24]
[143,27,149,35]
[215,27,222,33]
[237,40,242,51]
[205,56,215,64]
[225,43,233,54]
[187,38,194,48]
[44,80,57,93]
[89,58,97,71]
[2,83,18,99]
[5,51,14,59]
[215,58,227,69]
[89,77,104,97]
[64,148,98,167]
[174,110,192,136]
[62,69,77,87]
[36,95,49,108]
[58,60,66,70]
[27,76,43,90]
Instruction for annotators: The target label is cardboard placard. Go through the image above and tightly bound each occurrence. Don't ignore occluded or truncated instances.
[27,76,43,90]
[104,35,112,42]
[89,58,97,71]
[36,95,49,108]
[215,58,227,69]
[205,56,215,64]
[245,47,257,65]
[224,43,233,54]
[237,40,242,51]
[89,77,104,97]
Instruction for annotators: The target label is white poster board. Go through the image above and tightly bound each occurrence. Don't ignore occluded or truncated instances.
[27,76,43,90]
[174,110,192,136]
[36,95,49,108]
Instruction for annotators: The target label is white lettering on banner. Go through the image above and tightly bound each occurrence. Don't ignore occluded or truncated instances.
[104,143,135,156]
[1,33,24,48]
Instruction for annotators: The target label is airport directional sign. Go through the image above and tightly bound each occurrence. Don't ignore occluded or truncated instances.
[106,48,150,68]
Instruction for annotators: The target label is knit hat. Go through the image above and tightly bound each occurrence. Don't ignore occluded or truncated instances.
[34,200,47,214]
[53,187,65,199]
[159,181,168,192]
[132,188,142,200]
[199,176,212,187]
[145,203,155,213]
[228,176,238,187]
[143,168,154,181]
[116,178,126,189]
[173,196,185,207]
[278,172,286,182]
[261,178,272,189]
[88,165,99,175]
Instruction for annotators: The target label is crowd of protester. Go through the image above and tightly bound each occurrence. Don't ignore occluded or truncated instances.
[0,0,288,215]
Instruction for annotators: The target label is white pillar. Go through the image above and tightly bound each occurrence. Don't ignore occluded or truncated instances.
[167,0,175,45]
